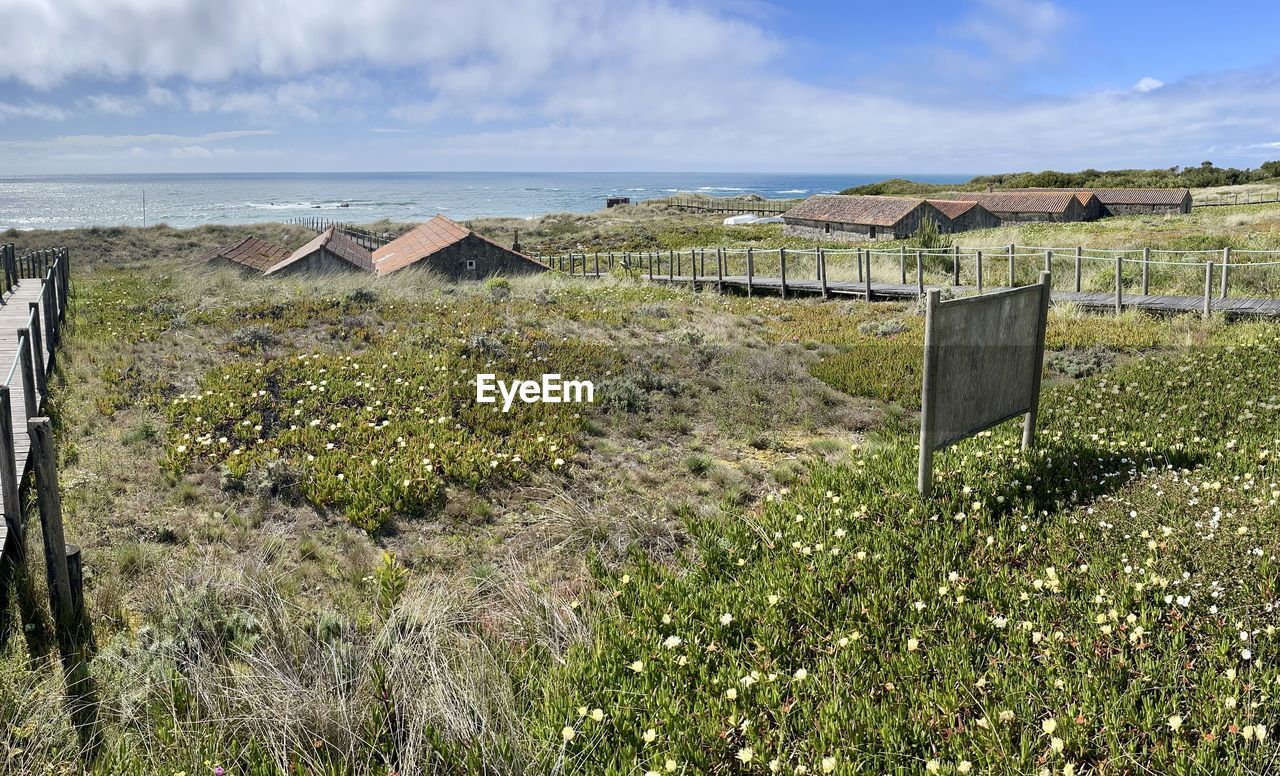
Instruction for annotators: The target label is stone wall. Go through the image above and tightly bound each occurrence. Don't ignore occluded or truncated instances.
[425,234,549,281]
[271,248,363,277]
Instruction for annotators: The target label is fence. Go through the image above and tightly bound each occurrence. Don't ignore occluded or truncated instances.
[647,195,800,216]
[287,217,394,249]
[0,246,97,754]
[535,243,1280,316]
[1193,191,1280,208]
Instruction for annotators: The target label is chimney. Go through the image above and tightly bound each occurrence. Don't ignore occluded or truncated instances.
[512,228,522,253]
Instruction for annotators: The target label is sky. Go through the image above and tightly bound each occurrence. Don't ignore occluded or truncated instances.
[1,0,1279,175]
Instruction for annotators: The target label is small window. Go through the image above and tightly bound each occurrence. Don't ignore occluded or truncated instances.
[466,260,477,270]
[824,223,830,234]
[869,226,877,239]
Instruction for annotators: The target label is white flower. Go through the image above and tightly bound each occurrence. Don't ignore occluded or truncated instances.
[1042,718,1057,735]
[1168,714,1183,731]
[720,613,733,626]
[957,762,972,774]
[643,728,657,744]
[591,708,604,722]
[736,747,753,763]
[663,635,683,649]
[793,668,808,681]
[821,756,836,773]
[561,726,575,742]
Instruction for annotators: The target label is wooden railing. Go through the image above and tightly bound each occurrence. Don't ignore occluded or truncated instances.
[287,216,394,249]
[646,194,800,216]
[0,245,96,755]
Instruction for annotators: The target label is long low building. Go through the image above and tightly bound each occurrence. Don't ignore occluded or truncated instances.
[1020,187,1192,215]
[781,195,994,242]
[946,191,1101,223]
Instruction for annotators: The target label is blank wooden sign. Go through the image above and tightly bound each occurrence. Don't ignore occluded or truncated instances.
[918,271,1051,497]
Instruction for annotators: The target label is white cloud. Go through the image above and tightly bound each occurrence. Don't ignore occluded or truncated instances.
[1133,77,1165,92]
[957,0,1070,65]
[0,100,67,121]
[82,93,144,116]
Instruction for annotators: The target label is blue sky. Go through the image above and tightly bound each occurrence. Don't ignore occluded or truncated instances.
[1,0,1279,175]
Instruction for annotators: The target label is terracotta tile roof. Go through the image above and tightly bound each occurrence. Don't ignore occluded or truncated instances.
[372,215,471,276]
[951,192,1079,214]
[1019,187,1189,206]
[925,199,977,219]
[204,236,291,272]
[782,195,925,227]
[1075,192,1096,207]
[263,227,373,275]
[1089,188,1190,206]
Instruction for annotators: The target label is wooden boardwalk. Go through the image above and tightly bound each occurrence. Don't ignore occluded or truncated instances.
[0,249,65,567]
[569,270,1280,318]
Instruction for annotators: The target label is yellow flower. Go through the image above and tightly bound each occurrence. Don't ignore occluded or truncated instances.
[957,762,972,774]
[629,660,645,673]
[736,747,753,763]
[1042,718,1057,735]
[591,708,604,722]
[561,726,575,742]
[665,759,678,772]
[822,756,837,773]
[643,728,657,744]
[1168,714,1182,731]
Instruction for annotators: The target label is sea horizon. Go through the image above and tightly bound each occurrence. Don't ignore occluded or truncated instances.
[0,170,971,231]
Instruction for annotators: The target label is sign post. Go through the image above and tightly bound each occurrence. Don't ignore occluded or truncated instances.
[918,271,1052,497]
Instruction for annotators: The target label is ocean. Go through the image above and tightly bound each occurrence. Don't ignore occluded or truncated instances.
[0,172,969,230]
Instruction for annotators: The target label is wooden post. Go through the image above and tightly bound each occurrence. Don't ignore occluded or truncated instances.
[856,248,864,283]
[30,417,100,757]
[918,289,941,498]
[0,384,44,655]
[676,251,681,278]
[952,245,960,286]
[747,248,754,297]
[647,252,653,280]
[1141,248,1150,296]
[1114,256,1123,315]
[65,545,93,652]
[717,248,724,293]
[1074,247,1082,293]
[689,250,697,290]
[915,250,924,297]
[1204,261,1214,318]
[779,248,787,299]
[29,304,47,399]
[1221,247,1231,298]
[669,251,675,281]
[17,331,36,417]
[594,252,599,277]
[976,250,983,292]
[1044,249,1053,275]
[1023,271,1052,451]
[899,245,906,284]
[818,248,828,298]
[1007,246,1015,288]
[864,249,872,302]
[42,283,56,355]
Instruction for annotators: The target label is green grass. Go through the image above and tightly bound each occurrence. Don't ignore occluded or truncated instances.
[531,324,1280,774]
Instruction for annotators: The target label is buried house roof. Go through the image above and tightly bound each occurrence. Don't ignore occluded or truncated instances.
[947,191,1083,214]
[782,195,927,226]
[925,199,979,219]
[263,227,374,275]
[1085,188,1190,206]
[202,236,292,272]
[371,214,545,277]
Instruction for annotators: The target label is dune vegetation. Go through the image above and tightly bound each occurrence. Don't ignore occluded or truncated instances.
[1,196,1279,774]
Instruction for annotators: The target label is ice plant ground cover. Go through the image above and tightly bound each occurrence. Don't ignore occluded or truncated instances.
[4,212,1280,774]
[533,324,1280,774]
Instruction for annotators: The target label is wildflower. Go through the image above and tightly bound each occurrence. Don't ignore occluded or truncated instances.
[629,660,645,673]
[1168,715,1183,731]
[999,710,1015,723]
[725,688,737,700]
[926,760,941,774]
[591,708,604,722]
[957,762,972,774]
[1042,718,1057,735]
[794,667,808,681]
[1050,737,1064,753]
[767,594,780,606]
[822,756,836,773]
[720,613,734,626]
[665,759,677,772]
[663,635,683,649]
[736,747,753,763]
[643,728,657,744]
[561,726,575,742]
[907,638,920,652]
